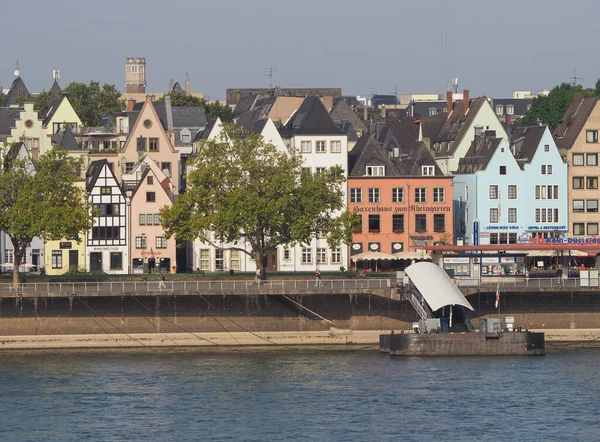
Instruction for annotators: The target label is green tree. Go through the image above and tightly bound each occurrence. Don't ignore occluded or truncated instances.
[62,81,124,127]
[0,94,5,107]
[33,89,63,118]
[517,82,598,130]
[159,126,356,277]
[158,92,237,122]
[0,146,94,286]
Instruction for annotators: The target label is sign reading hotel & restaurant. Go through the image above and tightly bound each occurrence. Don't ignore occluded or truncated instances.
[353,205,450,214]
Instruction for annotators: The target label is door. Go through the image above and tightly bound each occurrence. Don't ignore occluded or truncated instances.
[90,252,102,272]
[32,250,40,272]
[69,250,79,270]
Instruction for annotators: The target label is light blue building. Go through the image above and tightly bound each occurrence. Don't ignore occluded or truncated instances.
[453,126,567,246]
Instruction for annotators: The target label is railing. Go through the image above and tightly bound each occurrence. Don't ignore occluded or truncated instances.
[0,278,391,295]
[453,277,599,290]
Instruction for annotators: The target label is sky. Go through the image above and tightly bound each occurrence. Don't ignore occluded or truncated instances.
[3,0,600,101]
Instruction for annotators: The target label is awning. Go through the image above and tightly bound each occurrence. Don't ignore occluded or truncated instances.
[405,262,474,312]
[394,250,432,260]
[526,249,592,257]
[351,251,394,261]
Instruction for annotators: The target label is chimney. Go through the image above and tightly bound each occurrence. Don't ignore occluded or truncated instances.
[505,113,512,127]
[446,90,452,115]
[127,99,135,112]
[169,79,174,92]
[463,89,470,114]
[363,107,368,121]
[185,73,190,95]
[150,95,155,102]
[381,106,387,118]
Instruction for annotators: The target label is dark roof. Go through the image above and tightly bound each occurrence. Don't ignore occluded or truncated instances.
[371,94,399,107]
[420,113,447,141]
[491,97,533,117]
[433,97,488,156]
[384,118,421,154]
[509,125,547,165]
[49,80,62,95]
[391,142,442,176]
[285,96,345,135]
[42,97,65,126]
[349,134,400,177]
[330,99,368,134]
[455,133,503,174]
[133,101,207,129]
[4,76,30,106]
[226,87,342,106]
[234,94,260,113]
[7,141,24,158]
[86,159,107,193]
[553,93,598,152]
[51,126,80,151]
[171,82,184,94]
[194,118,217,141]
[0,107,21,134]
[410,100,447,118]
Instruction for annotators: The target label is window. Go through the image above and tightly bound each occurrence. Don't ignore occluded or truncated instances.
[162,162,172,177]
[544,144,550,152]
[415,214,427,232]
[316,248,327,264]
[508,185,517,199]
[586,130,598,143]
[125,162,134,174]
[421,165,435,176]
[366,165,385,176]
[433,214,445,232]
[330,140,341,153]
[315,167,326,175]
[368,188,380,203]
[573,177,584,189]
[573,200,585,212]
[508,208,517,223]
[149,138,159,151]
[110,252,123,270]
[496,105,504,116]
[535,208,540,223]
[137,137,147,151]
[587,177,598,189]
[143,119,152,129]
[392,214,404,233]
[301,141,311,153]
[588,154,598,166]
[414,188,426,203]
[331,247,341,264]
[573,154,584,166]
[554,208,559,222]
[97,203,119,217]
[181,132,191,143]
[230,250,241,270]
[465,186,469,200]
[146,192,156,202]
[155,237,167,249]
[541,165,546,174]
[101,187,111,195]
[587,200,598,213]
[147,175,154,185]
[392,188,404,203]
[200,249,210,271]
[302,167,311,175]
[91,226,121,240]
[154,214,160,225]
[302,248,312,264]
[135,236,147,249]
[350,188,362,203]
[433,188,445,203]
[490,208,499,223]
[428,108,438,117]
[52,250,62,269]
[499,166,507,175]
[588,224,599,236]
[506,104,514,115]
[139,214,146,225]
[315,141,326,153]
[283,249,291,261]
[489,185,498,199]
[368,215,381,233]
[4,249,14,263]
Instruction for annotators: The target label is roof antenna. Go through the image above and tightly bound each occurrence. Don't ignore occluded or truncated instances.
[568,69,583,87]
[14,59,20,77]
[264,67,277,92]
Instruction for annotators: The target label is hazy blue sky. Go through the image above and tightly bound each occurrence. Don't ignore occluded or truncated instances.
[3,0,600,100]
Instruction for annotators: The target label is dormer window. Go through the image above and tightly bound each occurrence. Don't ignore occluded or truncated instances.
[180,128,192,143]
[506,105,514,115]
[421,165,435,176]
[366,165,385,176]
[496,105,504,116]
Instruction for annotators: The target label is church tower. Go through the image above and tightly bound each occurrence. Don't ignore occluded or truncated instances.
[125,57,146,93]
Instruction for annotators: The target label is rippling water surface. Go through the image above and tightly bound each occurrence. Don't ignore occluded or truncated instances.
[1,347,600,441]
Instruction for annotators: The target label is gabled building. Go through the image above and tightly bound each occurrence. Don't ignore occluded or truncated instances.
[431,91,508,175]
[42,95,82,139]
[0,103,47,161]
[553,93,600,237]
[85,159,129,274]
[3,75,30,107]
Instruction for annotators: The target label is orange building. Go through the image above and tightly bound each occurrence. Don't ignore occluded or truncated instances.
[348,136,453,269]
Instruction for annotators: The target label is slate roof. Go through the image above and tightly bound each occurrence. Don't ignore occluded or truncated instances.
[49,80,62,95]
[455,132,503,174]
[284,96,345,136]
[86,159,107,193]
[194,118,217,141]
[433,96,488,156]
[0,107,21,135]
[4,76,30,106]
[171,82,184,94]
[384,118,421,154]
[234,94,260,113]
[236,109,264,133]
[349,134,400,177]
[553,93,598,152]
[492,97,533,117]
[329,99,368,134]
[509,125,547,165]
[371,94,399,107]
[42,97,65,126]
[419,113,447,141]
[410,100,447,118]
[51,126,81,151]
[132,102,207,129]
[392,142,442,176]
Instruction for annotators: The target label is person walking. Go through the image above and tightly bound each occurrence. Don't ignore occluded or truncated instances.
[158,271,166,290]
[254,268,261,286]
[315,269,323,288]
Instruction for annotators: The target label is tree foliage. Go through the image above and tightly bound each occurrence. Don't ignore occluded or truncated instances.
[0,94,5,107]
[0,147,94,285]
[62,81,124,127]
[159,126,355,276]
[517,82,598,130]
[158,92,237,122]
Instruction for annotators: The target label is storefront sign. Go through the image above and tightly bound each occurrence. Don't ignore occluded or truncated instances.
[473,220,479,245]
[59,242,72,249]
[484,225,520,230]
[527,225,567,231]
[535,237,600,244]
[443,257,470,264]
[481,257,499,264]
[500,257,515,263]
[91,246,120,251]
[353,205,450,214]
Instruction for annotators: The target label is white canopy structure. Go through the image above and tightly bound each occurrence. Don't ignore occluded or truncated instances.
[405,262,474,312]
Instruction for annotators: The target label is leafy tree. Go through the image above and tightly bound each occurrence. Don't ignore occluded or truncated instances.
[62,81,124,127]
[0,94,5,107]
[158,92,237,122]
[33,89,63,118]
[159,126,357,277]
[0,146,94,286]
[517,82,598,130]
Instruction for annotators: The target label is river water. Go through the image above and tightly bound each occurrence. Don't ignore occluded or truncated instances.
[1,347,599,441]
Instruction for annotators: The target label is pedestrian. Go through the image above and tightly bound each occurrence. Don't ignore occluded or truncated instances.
[254,268,261,286]
[159,271,166,290]
[315,269,322,287]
